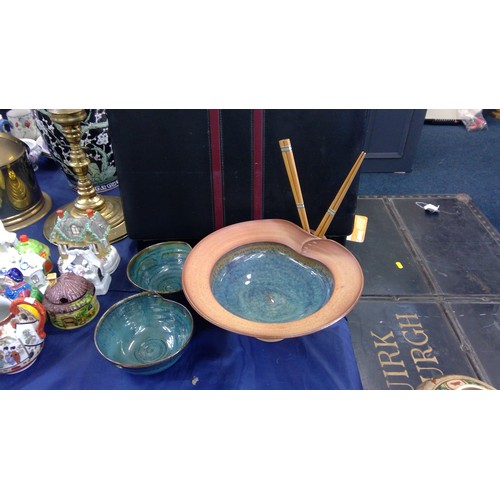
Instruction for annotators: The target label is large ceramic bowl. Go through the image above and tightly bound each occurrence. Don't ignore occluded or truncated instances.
[182,219,363,341]
[94,292,193,375]
[127,241,192,294]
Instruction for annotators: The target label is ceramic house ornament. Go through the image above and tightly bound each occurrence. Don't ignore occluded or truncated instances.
[49,209,120,295]
[42,272,99,329]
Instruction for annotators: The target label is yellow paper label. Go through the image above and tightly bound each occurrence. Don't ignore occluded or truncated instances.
[346,215,368,243]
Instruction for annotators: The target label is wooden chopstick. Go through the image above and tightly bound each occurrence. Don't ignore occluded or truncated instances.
[279,138,311,233]
[315,151,366,238]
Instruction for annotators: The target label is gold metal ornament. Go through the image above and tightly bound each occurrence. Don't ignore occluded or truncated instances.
[6,166,32,210]
[0,131,52,231]
[42,109,127,243]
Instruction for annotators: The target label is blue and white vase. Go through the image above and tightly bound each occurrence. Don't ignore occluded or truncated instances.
[32,109,119,193]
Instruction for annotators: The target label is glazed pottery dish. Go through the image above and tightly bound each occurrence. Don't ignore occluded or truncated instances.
[94,292,193,375]
[127,241,192,294]
[182,219,363,341]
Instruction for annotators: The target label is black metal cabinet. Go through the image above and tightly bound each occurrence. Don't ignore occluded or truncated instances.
[362,109,426,173]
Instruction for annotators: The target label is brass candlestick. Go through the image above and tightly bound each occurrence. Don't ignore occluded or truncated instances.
[42,109,127,243]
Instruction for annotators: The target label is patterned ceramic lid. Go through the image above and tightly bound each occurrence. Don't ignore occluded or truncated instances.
[43,272,95,314]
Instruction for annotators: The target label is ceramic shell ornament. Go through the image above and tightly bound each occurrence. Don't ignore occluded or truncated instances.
[42,272,99,329]
[49,209,120,295]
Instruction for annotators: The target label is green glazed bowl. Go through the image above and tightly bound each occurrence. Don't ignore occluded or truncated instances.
[94,292,193,375]
[127,241,192,294]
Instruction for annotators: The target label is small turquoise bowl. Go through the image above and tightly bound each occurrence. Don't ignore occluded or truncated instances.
[127,241,192,294]
[94,292,193,375]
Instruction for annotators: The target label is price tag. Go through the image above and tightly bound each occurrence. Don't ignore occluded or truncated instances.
[346,215,368,243]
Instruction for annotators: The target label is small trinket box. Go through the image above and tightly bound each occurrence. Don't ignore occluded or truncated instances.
[42,272,99,329]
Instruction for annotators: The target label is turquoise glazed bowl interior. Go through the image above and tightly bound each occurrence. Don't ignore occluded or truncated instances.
[94,292,193,375]
[210,242,334,323]
[127,241,192,294]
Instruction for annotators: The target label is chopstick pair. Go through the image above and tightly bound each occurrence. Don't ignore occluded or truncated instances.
[279,138,366,238]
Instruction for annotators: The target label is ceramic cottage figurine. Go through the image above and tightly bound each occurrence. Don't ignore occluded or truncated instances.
[49,209,120,295]
[42,272,99,329]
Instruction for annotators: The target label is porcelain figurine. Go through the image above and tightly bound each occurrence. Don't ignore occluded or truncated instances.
[0,227,53,297]
[49,209,120,295]
[15,234,53,274]
[42,272,99,329]
[17,251,50,296]
[0,296,47,375]
[58,248,110,294]
[0,221,20,273]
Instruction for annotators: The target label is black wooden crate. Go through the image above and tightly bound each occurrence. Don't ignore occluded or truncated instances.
[107,109,368,247]
[346,194,500,389]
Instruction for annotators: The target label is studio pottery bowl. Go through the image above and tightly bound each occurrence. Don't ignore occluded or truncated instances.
[182,219,364,341]
[127,241,192,294]
[94,292,193,375]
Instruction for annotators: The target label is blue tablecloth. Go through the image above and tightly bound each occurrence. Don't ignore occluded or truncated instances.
[0,157,363,390]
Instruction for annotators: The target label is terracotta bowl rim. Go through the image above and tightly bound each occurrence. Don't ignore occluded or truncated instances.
[182,219,363,340]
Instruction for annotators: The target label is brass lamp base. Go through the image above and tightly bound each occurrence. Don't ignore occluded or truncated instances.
[43,195,127,244]
[3,192,53,232]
